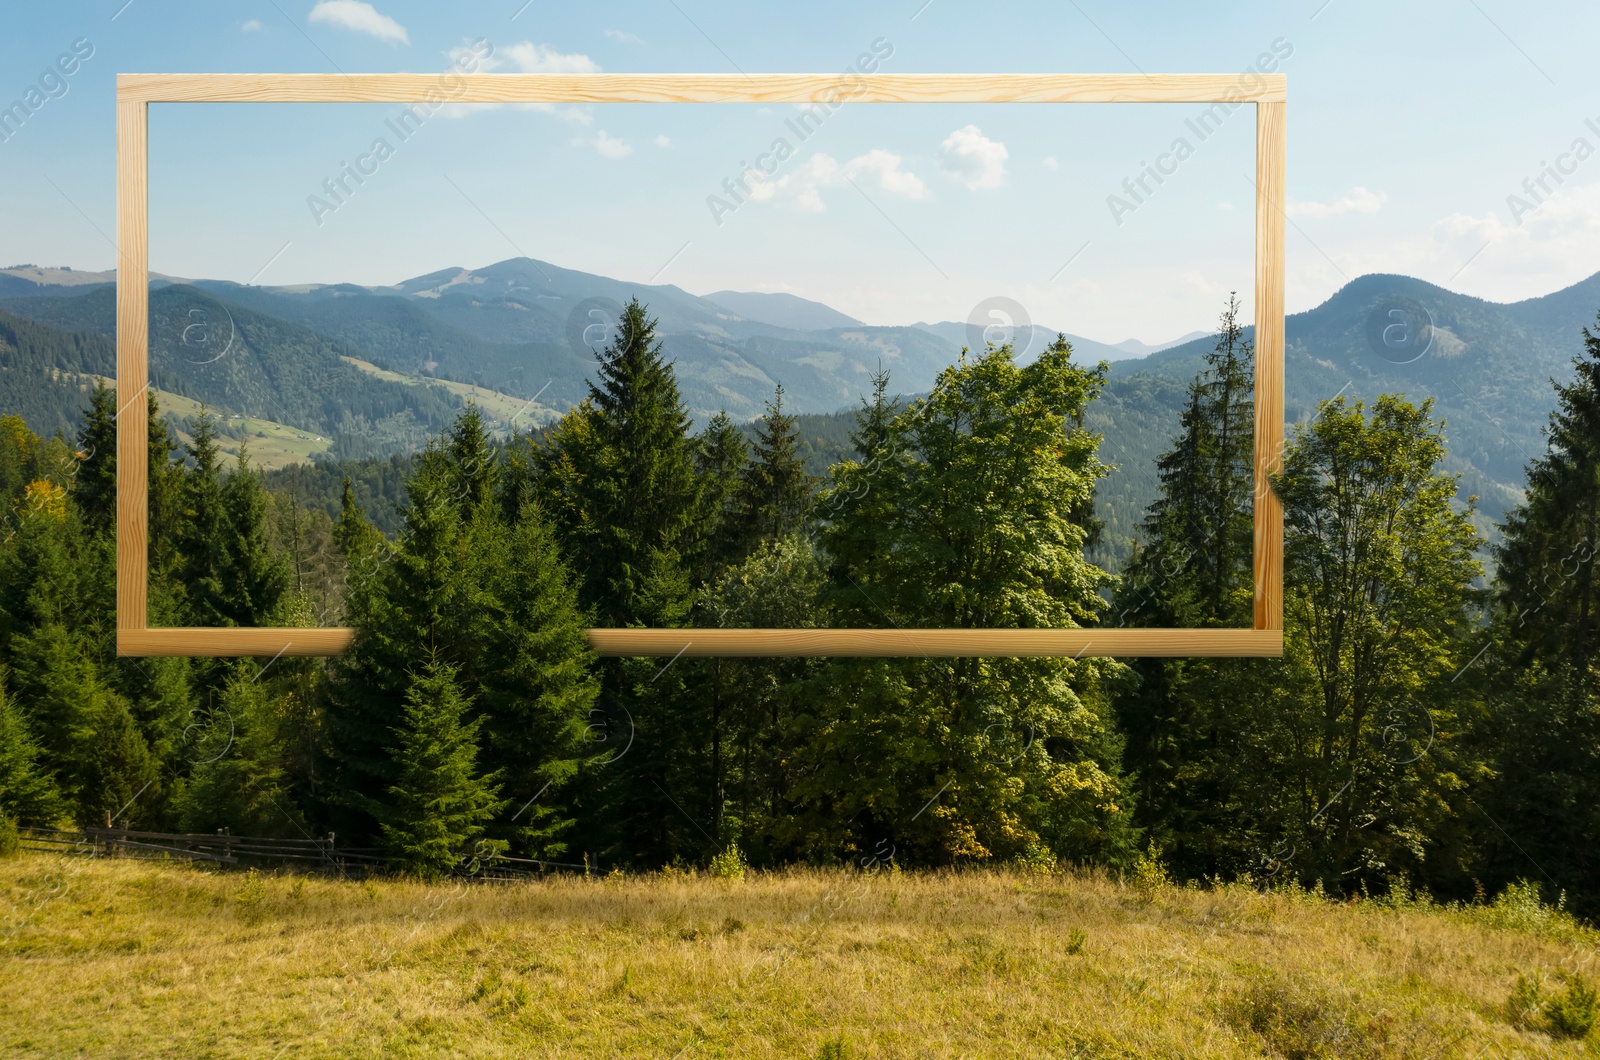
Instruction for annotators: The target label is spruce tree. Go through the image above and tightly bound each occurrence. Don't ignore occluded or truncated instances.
[692,411,749,580]
[1495,313,1600,672]
[217,445,290,627]
[536,299,703,867]
[1478,311,1600,912]
[539,298,700,623]
[821,368,905,622]
[1119,293,1255,627]
[74,383,117,537]
[326,449,465,835]
[469,502,599,859]
[0,675,66,825]
[179,410,229,627]
[173,666,304,837]
[1112,296,1256,872]
[381,660,503,880]
[327,413,596,856]
[730,386,814,559]
[444,403,500,520]
[147,394,183,576]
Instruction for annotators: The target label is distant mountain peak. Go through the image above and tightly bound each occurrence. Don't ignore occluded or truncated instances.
[703,290,863,332]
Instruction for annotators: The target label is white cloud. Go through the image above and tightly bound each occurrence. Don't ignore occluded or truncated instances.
[1286,186,1387,219]
[307,1,408,45]
[574,130,632,159]
[500,42,601,73]
[1277,181,1600,315]
[743,150,930,213]
[844,149,931,200]
[603,29,643,44]
[1042,156,1059,171]
[242,19,262,31]
[938,125,1008,190]
[653,135,673,148]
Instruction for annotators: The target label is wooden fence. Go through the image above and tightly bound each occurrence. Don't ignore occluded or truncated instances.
[16,826,589,879]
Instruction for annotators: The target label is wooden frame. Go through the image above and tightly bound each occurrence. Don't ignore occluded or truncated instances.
[115,73,1285,659]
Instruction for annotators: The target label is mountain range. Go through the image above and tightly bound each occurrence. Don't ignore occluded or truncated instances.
[3,257,1596,558]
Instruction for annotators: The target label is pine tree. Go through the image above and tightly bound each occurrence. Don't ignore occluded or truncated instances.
[327,414,596,856]
[1477,311,1600,913]
[1495,313,1600,672]
[820,367,905,622]
[173,666,304,837]
[217,444,290,627]
[179,410,229,626]
[0,675,66,825]
[692,411,749,580]
[147,394,183,576]
[326,448,465,836]
[381,661,503,880]
[1112,296,1256,873]
[536,299,703,867]
[1119,293,1255,627]
[445,402,500,520]
[74,383,117,537]
[730,386,814,559]
[539,298,700,623]
[468,503,599,859]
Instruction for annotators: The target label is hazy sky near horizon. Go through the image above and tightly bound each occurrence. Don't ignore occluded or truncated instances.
[0,1,1597,343]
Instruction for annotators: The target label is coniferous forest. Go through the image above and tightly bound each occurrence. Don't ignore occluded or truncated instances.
[2,294,1597,918]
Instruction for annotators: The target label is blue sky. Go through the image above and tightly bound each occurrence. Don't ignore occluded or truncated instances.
[0,0,1596,342]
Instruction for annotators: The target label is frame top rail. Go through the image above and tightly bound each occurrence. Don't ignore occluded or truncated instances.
[117,72,1285,105]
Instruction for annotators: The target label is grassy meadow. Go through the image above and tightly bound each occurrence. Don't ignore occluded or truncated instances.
[2,852,1598,1058]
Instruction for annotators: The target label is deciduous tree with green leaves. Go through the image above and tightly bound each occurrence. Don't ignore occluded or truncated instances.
[800,337,1137,867]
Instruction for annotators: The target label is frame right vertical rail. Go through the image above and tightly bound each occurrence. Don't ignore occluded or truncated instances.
[1253,99,1286,632]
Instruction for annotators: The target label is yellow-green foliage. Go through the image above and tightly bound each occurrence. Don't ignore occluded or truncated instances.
[2,853,1599,1058]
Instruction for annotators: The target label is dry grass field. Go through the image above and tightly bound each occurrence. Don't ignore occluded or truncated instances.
[1,852,1597,1058]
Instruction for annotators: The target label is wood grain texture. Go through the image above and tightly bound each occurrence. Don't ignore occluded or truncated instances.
[118,72,1286,105]
[117,627,1283,658]
[116,99,149,635]
[114,73,1288,660]
[119,628,356,657]
[1252,101,1287,632]
[584,628,1284,658]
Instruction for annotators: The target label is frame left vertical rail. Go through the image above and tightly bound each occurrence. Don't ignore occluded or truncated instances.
[115,95,149,641]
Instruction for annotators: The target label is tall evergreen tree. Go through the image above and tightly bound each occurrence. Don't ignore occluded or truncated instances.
[179,410,229,627]
[820,367,904,617]
[217,445,291,627]
[1112,296,1256,872]
[1495,313,1600,672]
[692,410,749,580]
[730,386,814,558]
[0,674,66,825]
[380,661,503,880]
[539,298,700,624]
[172,665,305,837]
[1477,311,1600,913]
[328,415,596,856]
[537,299,703,867]
[74,383,117,537]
